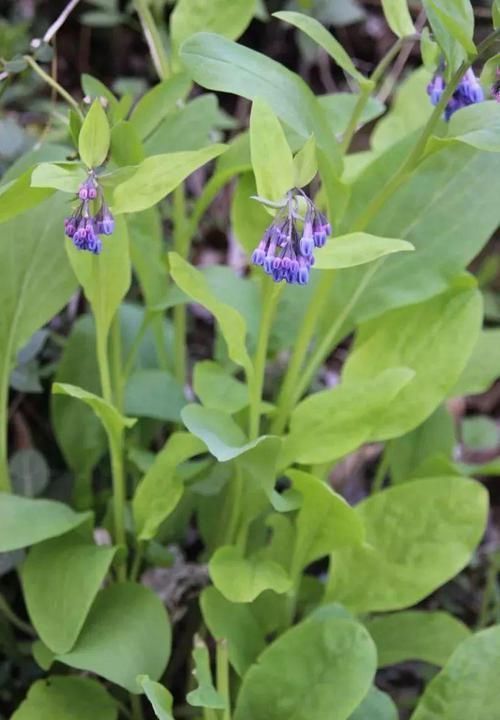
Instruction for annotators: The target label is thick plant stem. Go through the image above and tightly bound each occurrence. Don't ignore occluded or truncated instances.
[248,282,281,440]
[0,382,11,492]
[216,640,231,720]
[173,184,190,386]
[23,55,82,117]
[130,693,144,720]
[271,273,333,435]
[134,0,170,80]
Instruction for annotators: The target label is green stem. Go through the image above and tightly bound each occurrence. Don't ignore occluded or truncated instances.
[371,445,390,494]
[0,376,11,492]
[129,693,144,720]
[0,593,36,636]
[23,55,83,117]
[271,273,333,435]
[111,315,124,413]
[249,282,281,440]
[173,184,190,386]
[133,0,170,80]
[216,640,231,720]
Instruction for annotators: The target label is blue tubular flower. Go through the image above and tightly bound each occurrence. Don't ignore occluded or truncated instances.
[427,67,484,121]
[250,189,331,286]
[64,171,115,254]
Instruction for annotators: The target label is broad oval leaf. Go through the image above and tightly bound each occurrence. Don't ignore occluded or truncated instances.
[129,74,192,141]
[349,686,398,720]
[250,98,294,202]
[410,625,500,720]
[234,617,377,720]
[22,529,116,654]
[11,676,117,720]
[0,494,90,552]
[326,475,488,613]
[314,233,413,269]
[380,0,415,37]
[79,99,111,168]
[56,582,171,692]
[193,361,249,414]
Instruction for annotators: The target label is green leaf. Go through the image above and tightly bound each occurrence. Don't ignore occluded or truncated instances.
[193,361,249,413]
[273,11,368,85]
[325,475,488,613]
[169,253,252,373]
[112,145,226,214]
[79,99,111,168]
[0,494,90,552]
[319,93,385,137]
[314,233,413,269]
[53,384,136,452]
[31,162,86,193]
[286,368,414,465]
[209,545,291,603]
[446,101,500,152]
[51,315,106,483]
[293,135,317,187]
[171,0,255,60]
[365,610,470,667]
[422,0,476,58]
[250,98,294,202]
[133,432,206,541]
[129,74,192,140]
[200,586,266,676]
[125,369,186,422]
[451,329,500,396]
[110,121,145,166]
[81,74,118,109]
[288,470,364,569]
[56,582,171,693]
[0,170,54,223]
[187,639,226,709]
[22,529,116,654]
[9,448,49,497]
[11,676,117,720]
[180,33,341,171]
[65,215,131,338]
[410,626,500,720]
[138,676,174,720]
[234,617,376,720]
[349,687,398,720]
[232,172,273,256]
[380,0,415,37]
[342,281,482,438]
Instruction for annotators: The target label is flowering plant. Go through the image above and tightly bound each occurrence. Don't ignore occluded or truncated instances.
[1,1,500,719]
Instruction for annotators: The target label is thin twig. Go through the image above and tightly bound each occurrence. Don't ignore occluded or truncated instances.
[43,0,83,43]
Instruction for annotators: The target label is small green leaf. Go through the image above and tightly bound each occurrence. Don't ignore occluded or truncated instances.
[133,432,206,541]
[365,610,470,667]
[410,626,500,720]
[138,676,174,720]
[209,545,292,603]
[423,0,476,60]
[200,586,266,676]
[112,145,226,214]
[446,101,500,152]
[110,121,145,166]
[9,448,49,497]
[22,529,116,654]
[451,329,500,396]
[380,0,415,37]
[187,639,226,709]
[31,162,86,193]
[129,74,191,140]
[56,582,171,693]
[274,11,369,85]
[349,687,398,720]
[193,361,249,413]
[289,470,364,569]
[81,74,118,109]
[0,170,54,223]
[326,475,488,613]
[11,676,117,720]
[0,494,90,552]
[314,233,414,270]
[79,99,111,168]
[250,98,294,202]
[169,253,252,373]
[125,369,186,422]
[234,617,377,720]
[293,135,317,188]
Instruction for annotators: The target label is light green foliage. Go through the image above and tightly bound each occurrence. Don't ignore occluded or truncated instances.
[31,163,86,193]
[187,639,226,709]
[380,0,415,37]
[125,369,185,422]
[129,74,192,140]
[138,676,174,720]
[365,610,470,667]
[423,0,476,61]
[0,170,54,223]
[234,618,377,720]
[194,361,249,413]
[293,135,318,187]
[326,476,488,612]
[410,626,500,720]
[349,687,398,720]
[446,101,500,152]
[452,328,500,396]
[250,98,294,201]
[78,100,111,168]
[314,233,413,269]
[56,583,171,693]
[11,676,117,720]
[22,529,116,653]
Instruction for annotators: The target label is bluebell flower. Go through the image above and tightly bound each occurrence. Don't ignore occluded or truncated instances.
[64,171,114,254]
[427,67,484,121]
[250,190,331,286]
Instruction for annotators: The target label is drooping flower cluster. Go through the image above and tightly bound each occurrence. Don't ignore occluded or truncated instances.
[64,173,115,254]
[427,68,484,121]
[251,190,331,285]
